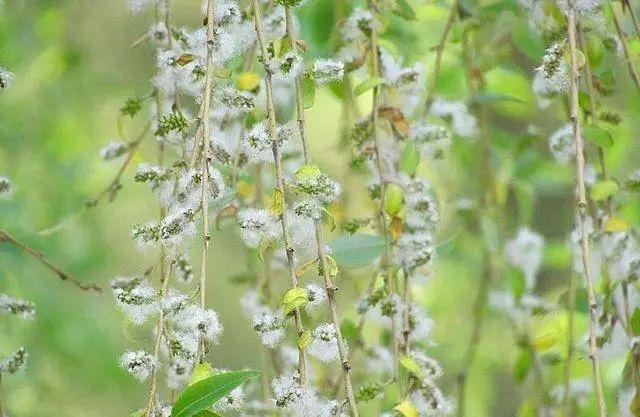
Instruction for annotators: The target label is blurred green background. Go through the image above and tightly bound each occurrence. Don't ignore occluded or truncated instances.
[2,0,640,416]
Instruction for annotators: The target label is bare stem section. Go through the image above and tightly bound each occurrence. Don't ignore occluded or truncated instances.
[251,0,308,386]
[566,4,608,417]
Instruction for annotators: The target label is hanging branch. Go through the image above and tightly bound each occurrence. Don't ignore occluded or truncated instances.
[566,3,609,417]
[250,0,309,386]
[284,6,360,415]
[367,0,401,389]
[198,0,216,337]
[0,229,102,292]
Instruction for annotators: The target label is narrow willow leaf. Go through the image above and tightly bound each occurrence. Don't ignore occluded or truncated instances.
[394,0,417,20]
[328,234,385,268]
[583,125,613,148]
[591,180,618,201]
[399,141,420,175]
[268,188,285,216]
[297,329,313,350]
[193,411,222,417]
[282,287,308,316]
[531,332,557,351]
[513,349,532,382]
[171,370,259,417]
[395,398,419,417]
[324,255,339,277]
[400,355,424,379]
[384,184,404,217]
[301,74,316,109]
[631,308,640,336]
[604,216,630,232]
[354,77,384,96]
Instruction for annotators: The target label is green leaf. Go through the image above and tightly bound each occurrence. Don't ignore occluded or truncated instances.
[324,255,339,277]
[583,125,613,148]
[328,234,385,268]
[193,412,222,417]
[400,355,424,379]
[301,74,316,109]
[513,349,532,382]
[631,308,640,336]
[171,370,259,417]
[268,187,285,216]
[295,163,322,183]
[394,0,417,20]
[384,184,404,217]
[399,141,420,176]
[591,180,618,201]
[189,363,213,386]
[282,287,308,316]
[354,77,385,96]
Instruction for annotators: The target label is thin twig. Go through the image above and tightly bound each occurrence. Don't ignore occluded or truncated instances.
[567,3,609,416]
[425,0,459,108]
[609,0,640,90]
[251,0,308,386]
[284,6,360,414]
[0,229,102,292]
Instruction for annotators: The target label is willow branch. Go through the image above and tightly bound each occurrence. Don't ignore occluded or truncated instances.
[251,0,308,386]
[367,0,401,391]
[0,229,102,292]
[567,4,608,417]
[284,7,360,415]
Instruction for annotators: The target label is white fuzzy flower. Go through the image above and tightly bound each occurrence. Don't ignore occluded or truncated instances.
[308,323,343,363]
[505,227,544,290]
[119,350,158,381]
[430,98,477,138]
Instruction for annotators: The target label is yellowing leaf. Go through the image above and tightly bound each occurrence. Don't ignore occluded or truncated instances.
[236,180,254,199]
[324,255,339,277]
[269,188,285,217]
[395,399,419,417]
[400,355,424,379]
[297,329,313,350]
[604,216,630,232]
[177,53,196,66]
[390,216,404,242]
[237,71,260,91]
[295,164,322,183]
[591,180,619,201]
[282,287,308,316]
[189,363,214,386]
[531,332,557,351]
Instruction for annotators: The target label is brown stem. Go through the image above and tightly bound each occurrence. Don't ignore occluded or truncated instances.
[0,229,102,292]
[567,4,609,417]
[251,0,308,386]
[284,6,360,413]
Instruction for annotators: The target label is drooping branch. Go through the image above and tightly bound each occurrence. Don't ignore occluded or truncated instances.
[251,0,309,386]
[0,229,102,292]
[284,6,360,415]
[566,3,609,416]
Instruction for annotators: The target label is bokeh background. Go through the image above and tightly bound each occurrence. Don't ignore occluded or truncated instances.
[2,0,640,416]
